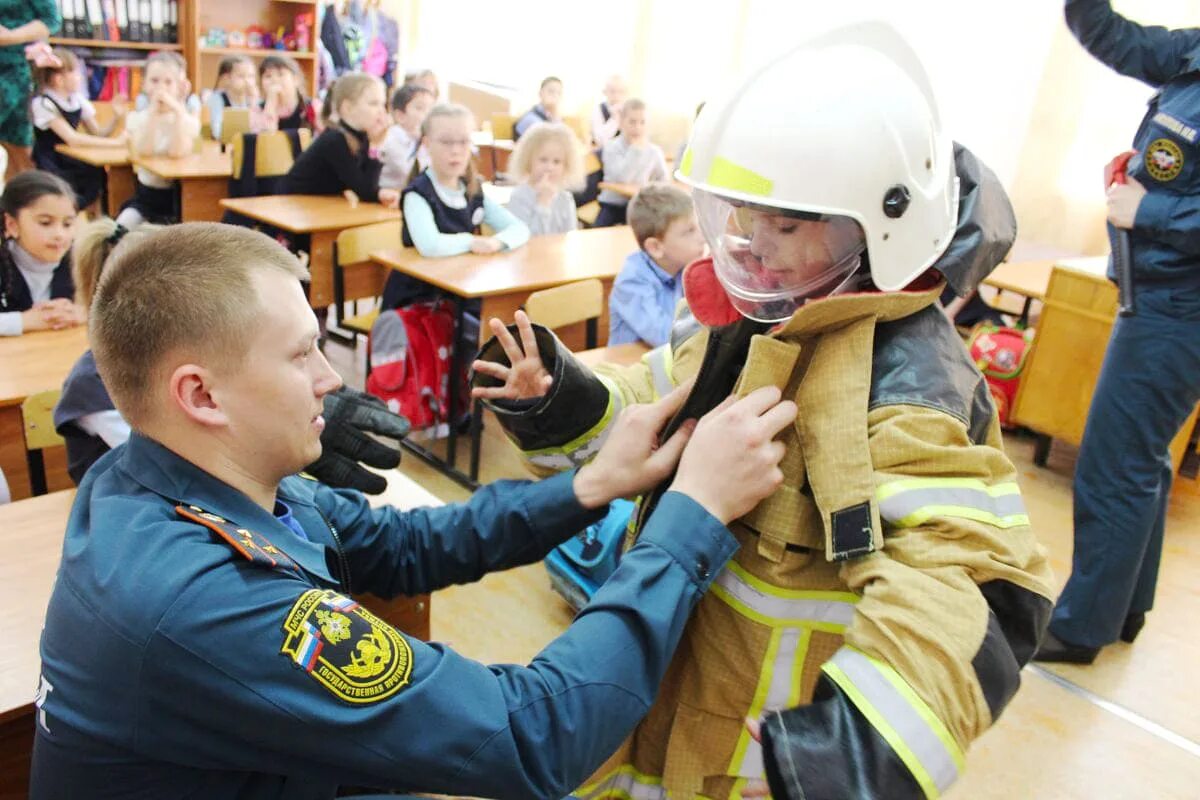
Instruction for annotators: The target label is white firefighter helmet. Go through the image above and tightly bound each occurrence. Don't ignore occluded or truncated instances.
[676,22,960,322]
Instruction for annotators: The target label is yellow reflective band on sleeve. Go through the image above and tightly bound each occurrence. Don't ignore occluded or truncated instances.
[642,344,676,400]
[711,561,859,634]
[524,375,624,470]
[706,156,774,197]
[822,648,964,799]
[876,478,1030,530]
[728,626,811,780]
[574,764,666,800]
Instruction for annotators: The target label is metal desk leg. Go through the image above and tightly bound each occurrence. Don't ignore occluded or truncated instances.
[445,296,466,470]
[469,398,483,482]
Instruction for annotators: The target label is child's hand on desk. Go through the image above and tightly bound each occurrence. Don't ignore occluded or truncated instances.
[377,188,400,208]
[23,300,83,332]
[469,236,503,254]
[471,310,552,401]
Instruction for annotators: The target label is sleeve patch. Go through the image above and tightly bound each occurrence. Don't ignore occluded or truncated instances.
[280,589,414,704]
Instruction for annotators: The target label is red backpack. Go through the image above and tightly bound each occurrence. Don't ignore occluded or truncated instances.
[365,302,472,431]
[967,324,1035,429]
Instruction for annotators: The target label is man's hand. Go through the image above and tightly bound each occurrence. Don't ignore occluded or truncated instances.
[573,381,696,509]
[471,310,552,401]
[1107,176,1147,230]
[305,386,411,495]
[669,386,795,524]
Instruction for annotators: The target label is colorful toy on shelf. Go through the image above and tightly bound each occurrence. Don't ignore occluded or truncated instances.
[205,28,228,48]
[274,27,287,50]
[294,13,314,52]
[245,25,266,50]
[227,29,246,48]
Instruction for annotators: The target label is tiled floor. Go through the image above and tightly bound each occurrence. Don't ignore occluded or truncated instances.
[325,336,1200,799]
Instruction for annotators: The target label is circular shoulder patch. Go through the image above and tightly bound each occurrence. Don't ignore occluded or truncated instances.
[471,206,485,226]
[1146,138,1185,182]
[280,590,413,704]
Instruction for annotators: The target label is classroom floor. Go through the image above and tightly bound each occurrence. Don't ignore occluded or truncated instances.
[325,338,1200,799]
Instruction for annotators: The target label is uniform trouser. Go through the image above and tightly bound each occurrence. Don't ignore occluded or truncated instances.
[1050,283,1200,648]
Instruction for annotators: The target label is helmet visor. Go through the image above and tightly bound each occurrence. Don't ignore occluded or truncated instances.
[694,189,867,323]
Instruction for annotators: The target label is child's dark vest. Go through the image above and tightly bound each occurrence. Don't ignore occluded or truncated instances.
[32,95,82,173]
[53,350,116,484]
[0,245,73,313]
[400,171,484,246]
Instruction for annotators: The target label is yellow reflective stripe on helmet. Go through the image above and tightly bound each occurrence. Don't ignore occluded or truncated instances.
[524,375,624,470]
[712,561,859,633]
[642,344,675,400]
[706,156,774,197]
[679,145,694,177]
[574,764,666,800]
[822,648,964,799]
[877,478,1030,530]
[728,626,811,779]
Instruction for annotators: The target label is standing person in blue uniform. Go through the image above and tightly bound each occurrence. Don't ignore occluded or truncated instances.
[31,221,795,799]
[1036,0,1200,663]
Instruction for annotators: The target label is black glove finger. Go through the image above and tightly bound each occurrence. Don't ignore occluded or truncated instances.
[351,402,412,440]
[327,420,401,468]
[309,451,389,495]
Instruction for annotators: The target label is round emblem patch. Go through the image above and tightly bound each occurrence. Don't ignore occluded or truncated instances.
[1146,138,1184,182]
[281,590,413,704]
[471,206,485,226]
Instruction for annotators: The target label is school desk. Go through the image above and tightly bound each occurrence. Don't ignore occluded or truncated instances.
[576,342,649,369]
[131,147,233,223]
[1012,258,1199,472]
[54,144,134,217]
[219,195,402,309]
[981,259,1056,324]
[370,225,636,487]
[598,181,640,199]
[0,325,89,501]
[0,469,435,796]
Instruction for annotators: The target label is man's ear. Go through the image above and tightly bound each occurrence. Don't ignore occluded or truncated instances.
[168,363,229,429]
[643,236,666,261]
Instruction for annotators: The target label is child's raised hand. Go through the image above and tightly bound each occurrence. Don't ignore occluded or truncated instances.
[534,171,557,207]
[377,188,400,209]
[471,311,553,401]
[469,236,504,254]
[111,93,129,117]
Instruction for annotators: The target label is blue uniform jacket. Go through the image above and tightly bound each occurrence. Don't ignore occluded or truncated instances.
[32,433,736,799]
[1067,0,1200,286]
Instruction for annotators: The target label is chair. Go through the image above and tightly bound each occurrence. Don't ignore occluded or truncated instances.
[229,129,313,189]
[562,115,589,143]
[330,220,404,350]
[490,113,516,141]
[218,108,252,145]
[524,279,605,350]
[22,390,65,497]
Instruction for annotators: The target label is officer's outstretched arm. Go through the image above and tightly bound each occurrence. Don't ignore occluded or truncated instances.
[760,404,1054,800]
[471,309,705,477]
[1065,0,1200,86]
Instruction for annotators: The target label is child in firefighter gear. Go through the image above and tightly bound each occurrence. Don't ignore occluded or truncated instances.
[1033,0,1200,665]
[471,23,1054,800]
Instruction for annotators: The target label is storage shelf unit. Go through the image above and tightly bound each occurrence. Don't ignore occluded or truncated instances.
[183,1,319,98]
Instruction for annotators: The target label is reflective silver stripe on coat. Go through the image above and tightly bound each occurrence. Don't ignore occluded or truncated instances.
[877,481,1028,529]
[574,770,666,800]
[644,345,674,399]
[827,648,960,796]
[527,379,625,470]
[715,568,858,628]
[735,627,805,778]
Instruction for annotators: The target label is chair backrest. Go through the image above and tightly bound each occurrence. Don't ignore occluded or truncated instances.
[231,128,313,179]
[22,389,65,497]
[336,220,403,267]
[219,108,252,145]
[490,113,516,141]
[562,115,588,143]
[525,279,604,338]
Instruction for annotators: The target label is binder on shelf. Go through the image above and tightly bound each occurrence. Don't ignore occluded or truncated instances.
[167,0,177,44]
[148,0,164,43]
[86,0,105,40]
[100,0,120,41]
[114,0,129,41]
[61,0,78,39]
[126,0,141,42]
[139,1,151,42]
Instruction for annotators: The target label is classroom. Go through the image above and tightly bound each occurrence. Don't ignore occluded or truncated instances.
[0,0,1197,798]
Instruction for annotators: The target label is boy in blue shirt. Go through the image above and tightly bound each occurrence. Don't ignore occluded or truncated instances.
[608,183,705,346]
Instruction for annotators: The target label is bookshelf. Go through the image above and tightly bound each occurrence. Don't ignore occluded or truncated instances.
[183,1,319,98]
[49,37,182,51]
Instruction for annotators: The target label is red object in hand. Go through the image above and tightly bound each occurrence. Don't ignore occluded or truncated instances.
[1104,150,1136,188]
[683,258,743,327]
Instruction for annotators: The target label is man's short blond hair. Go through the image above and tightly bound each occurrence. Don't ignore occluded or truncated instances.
[90,223,308,425]
[628,183,694,248]
[507,122,585,191]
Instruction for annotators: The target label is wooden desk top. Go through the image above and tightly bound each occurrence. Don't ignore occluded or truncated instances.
[0,326,89,409]
[0,469,440,723]
[54,144,129,167]
[576,342,649,368]
[371,225,635,299]
[219,194,401,234]
[0,489,73,723]
[983,259,1056,301]
[132,149,232,180]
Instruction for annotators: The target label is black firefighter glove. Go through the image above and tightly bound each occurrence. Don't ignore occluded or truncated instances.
[305,386,412,495]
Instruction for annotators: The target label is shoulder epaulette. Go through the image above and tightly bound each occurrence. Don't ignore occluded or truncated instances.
[176,504,298,572]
